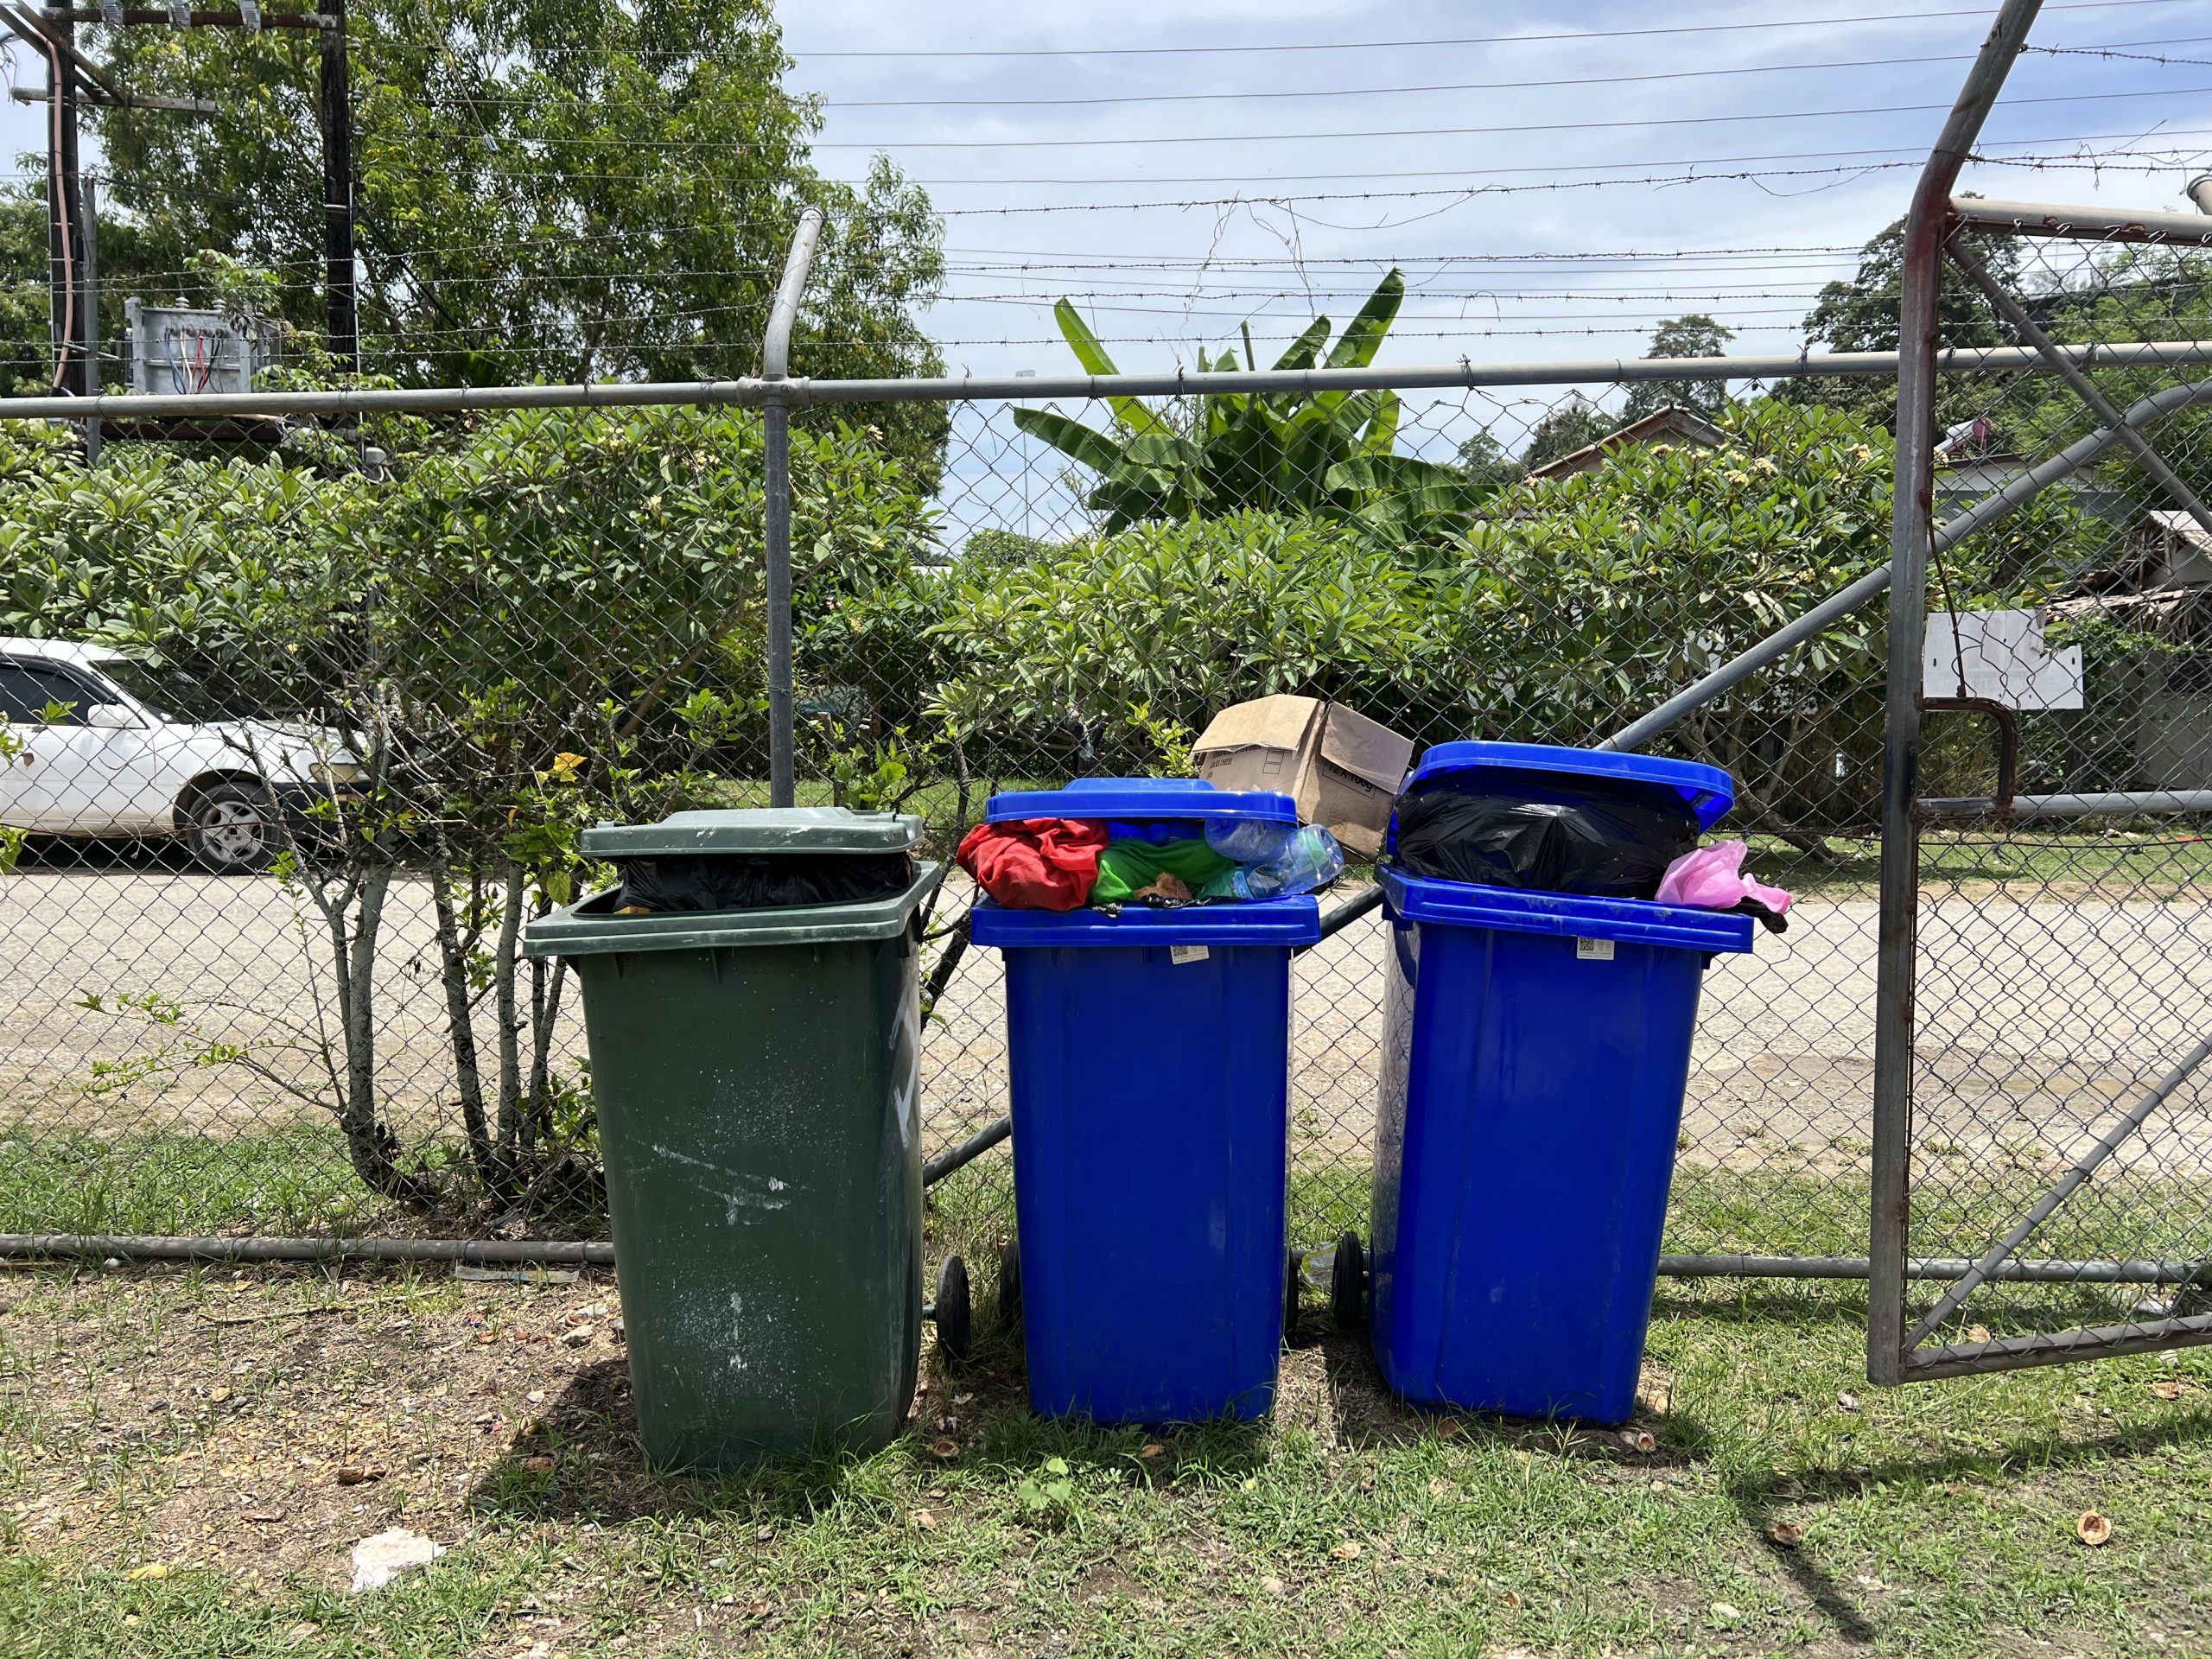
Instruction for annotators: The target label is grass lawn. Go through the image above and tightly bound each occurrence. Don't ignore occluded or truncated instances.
[1745,827,2212,903]
[2,1261,2209,1659]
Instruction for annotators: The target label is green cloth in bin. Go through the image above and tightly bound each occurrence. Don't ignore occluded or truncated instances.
[1090,837,1235,904]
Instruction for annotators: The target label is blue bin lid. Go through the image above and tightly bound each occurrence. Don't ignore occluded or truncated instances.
[984,776,1298,826]
[1382,869,1754,953]
[969,893,1321,949]
[1401,741,1735,832]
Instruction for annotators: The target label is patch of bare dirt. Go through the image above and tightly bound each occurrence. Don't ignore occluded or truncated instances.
[1,1264,638,1586]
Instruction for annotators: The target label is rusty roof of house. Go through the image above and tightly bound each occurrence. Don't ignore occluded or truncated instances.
[1525,404,1728,481]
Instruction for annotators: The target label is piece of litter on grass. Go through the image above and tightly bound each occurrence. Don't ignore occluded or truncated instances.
[1619,1427,1657,1453]
[1766,1520,1804,1548]
[1138,1442,1165,1459]
[928,1438,959,1460]
[951,1392,974,1406]
[128,1562,172,1580]
[453,1264,578,1284]
[350,1529,446,1593]
[910,1508,937,1529]
[1330,1541,1361,1561]
[1836,1390,1861,1413]
[2076,1510,2113,1548]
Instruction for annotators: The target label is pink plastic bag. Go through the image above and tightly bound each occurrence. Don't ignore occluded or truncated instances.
[1656,840,1793,918]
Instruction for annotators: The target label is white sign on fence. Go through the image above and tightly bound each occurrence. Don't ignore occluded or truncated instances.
[1924,609,2085,709]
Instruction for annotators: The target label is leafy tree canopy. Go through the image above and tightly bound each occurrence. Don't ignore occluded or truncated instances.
[1770,217,2020,431]
[1453,428,1525,487]
[0,188,48,398]
[65,0,946,462]
[1519,395,1613,470]
[1621,313,1736,421]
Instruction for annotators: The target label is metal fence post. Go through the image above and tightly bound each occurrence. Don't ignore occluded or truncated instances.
[1868,0,2044,1388]
[761,206,824,810]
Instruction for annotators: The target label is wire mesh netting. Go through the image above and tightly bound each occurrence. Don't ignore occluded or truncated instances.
[1893,225,2212,1365]
[0,363,1902,1269]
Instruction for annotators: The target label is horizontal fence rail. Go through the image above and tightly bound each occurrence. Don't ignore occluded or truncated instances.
[10,340,2212,423]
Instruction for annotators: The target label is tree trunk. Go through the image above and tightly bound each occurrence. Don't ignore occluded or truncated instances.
[428,843,493,1185]
[492,861,526,1173]
[522,946,566,1159]
[327,861,423,1202]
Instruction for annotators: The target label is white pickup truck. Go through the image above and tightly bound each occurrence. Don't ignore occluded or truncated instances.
[0,638,360,873]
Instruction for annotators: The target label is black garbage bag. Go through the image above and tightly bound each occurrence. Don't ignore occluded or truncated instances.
[611,851,914,912]
[1389,766,1699,899]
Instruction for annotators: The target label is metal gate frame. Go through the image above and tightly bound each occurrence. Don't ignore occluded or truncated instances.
[1871,0,2212,1385]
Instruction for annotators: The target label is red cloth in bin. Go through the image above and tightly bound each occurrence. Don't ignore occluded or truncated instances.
[957,818,1110,912]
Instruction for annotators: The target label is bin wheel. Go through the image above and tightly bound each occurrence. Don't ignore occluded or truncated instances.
[1285,1247,1302,1341]
[1331,1233,1365,1333]
[934,1255,971,1366]
[996,1238,1021,1330]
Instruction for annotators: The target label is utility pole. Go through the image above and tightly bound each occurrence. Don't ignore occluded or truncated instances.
[318,0,355,372]
[9,4,353,393]
[80,174,100,458]
[41,3,90,396]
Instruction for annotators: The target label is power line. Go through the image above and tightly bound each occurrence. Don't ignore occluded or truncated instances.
[780,0,2191,60]
[802,85,2212,150]
[811,38,2212,110]
[843,130,2212,190]
[915,152,2212,216]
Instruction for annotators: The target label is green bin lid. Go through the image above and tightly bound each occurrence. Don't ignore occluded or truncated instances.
[581,807,922,858]
[524,861,944,958]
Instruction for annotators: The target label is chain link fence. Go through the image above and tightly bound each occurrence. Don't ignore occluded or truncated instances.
[0,356,1885,1273]
[1873,215,2212,1376]
[3,299,2202,1297]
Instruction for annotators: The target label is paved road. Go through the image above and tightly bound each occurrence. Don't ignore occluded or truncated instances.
[3,861,2209,1186]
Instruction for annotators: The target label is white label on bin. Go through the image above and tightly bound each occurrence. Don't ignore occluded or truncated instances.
[1171,944,1211,964]
[1576,937,1615,961]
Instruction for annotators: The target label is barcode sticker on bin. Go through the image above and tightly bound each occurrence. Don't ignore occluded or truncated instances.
[1576,937,1615,961]
[1170,944,1210,965]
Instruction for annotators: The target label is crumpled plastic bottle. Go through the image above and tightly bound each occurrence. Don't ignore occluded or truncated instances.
[1201,824,1345,899]
[1203,817,1296,863]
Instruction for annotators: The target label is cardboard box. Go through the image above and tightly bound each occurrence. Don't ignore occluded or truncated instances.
[1192,696,1414,861]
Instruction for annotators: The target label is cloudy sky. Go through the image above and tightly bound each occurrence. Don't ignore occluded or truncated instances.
[6,0,2212,405]
[773,0,2212,383]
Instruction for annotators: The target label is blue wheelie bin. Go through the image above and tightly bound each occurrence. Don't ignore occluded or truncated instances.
[968,779,1322,1424]
[1368,742,1754,1425]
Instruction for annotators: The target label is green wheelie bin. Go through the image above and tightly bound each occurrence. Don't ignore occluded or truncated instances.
[523,808,941,1469]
